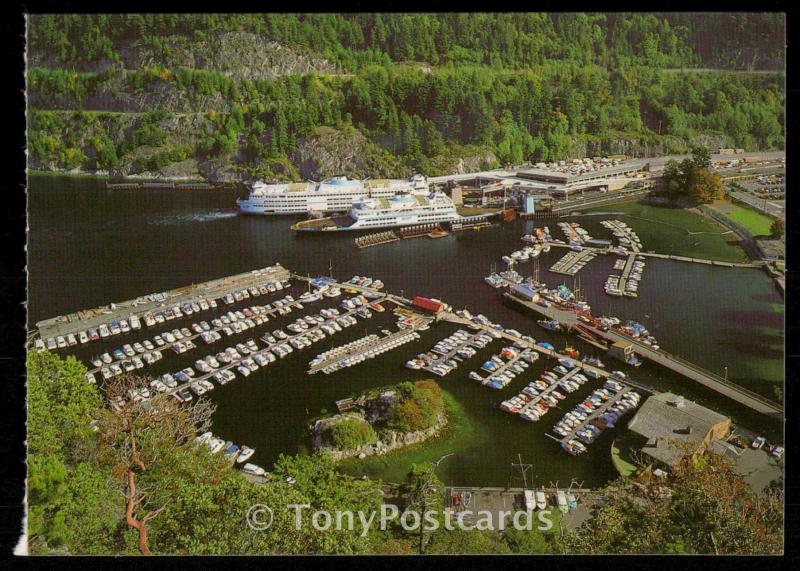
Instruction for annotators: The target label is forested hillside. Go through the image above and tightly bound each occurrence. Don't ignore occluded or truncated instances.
[26,14,785,181]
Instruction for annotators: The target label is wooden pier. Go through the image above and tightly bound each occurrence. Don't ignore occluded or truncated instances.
[307,325,426,375]
[35,264,291,341]
[553,385,634,445]
[503,293,783,419]
[355,231,399,249]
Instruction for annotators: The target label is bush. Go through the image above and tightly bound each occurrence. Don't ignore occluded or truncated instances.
[328,418,377,450]
[387,380,444,433]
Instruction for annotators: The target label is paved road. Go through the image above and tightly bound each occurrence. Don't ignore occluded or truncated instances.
[429,152,786,184]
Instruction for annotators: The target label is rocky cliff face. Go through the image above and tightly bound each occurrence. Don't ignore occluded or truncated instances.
[293,127,410,180]
[121,32,340,81]
[29,30,339,81]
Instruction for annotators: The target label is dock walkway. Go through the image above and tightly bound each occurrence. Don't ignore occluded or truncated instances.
[549,249,597,276]
[476,348,536,385]
[36,264,291,340]
[543,241,759,269]
[421,329,495,376]
[518,366,582,414]
[554,386,633,444]
[307,325,426,375]
[503,293,783,419]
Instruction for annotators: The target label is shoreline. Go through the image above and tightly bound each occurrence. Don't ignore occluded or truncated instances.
[338,389,480,485]
[27,168,215,183]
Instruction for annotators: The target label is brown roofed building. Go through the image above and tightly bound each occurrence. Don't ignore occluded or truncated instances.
[626,392,731,470]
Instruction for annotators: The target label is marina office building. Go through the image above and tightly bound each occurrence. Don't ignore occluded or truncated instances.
[625,392,732,471]
[432,161,650,208]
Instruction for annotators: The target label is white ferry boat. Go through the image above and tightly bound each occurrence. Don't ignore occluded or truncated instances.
[237,174,428,215]
[292,191,466,232]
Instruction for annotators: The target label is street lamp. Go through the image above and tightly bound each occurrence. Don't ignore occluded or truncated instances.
[724,366,728,382]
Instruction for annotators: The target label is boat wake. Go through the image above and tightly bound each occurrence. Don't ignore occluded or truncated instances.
[149,210,238,225]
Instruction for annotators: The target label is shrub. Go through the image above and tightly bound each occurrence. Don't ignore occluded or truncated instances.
[328,418,377,450]
[387,380,443,432]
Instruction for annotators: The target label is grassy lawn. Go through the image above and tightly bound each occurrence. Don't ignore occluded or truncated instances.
[583,201,749,263]
[723,204,775,237]
[611,441,637,477]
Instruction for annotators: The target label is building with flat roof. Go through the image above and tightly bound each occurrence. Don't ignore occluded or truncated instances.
[608,340,634,362]
[626,392,731,470]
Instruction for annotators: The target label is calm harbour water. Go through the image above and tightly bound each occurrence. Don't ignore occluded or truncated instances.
[27,174,784,487]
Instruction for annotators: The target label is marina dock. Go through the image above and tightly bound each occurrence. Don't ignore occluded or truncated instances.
[37,262,780,421]
[82,293,365,379]
[543,240,760,269]
[355,231,399,249]
[549,249,597,276]
[34,264,291,341]
[417,329,496,377]
[474,348,536,387]
[617,252,638,292]
[503,293,783,419]
[307,325,426,375]
[436,312,611,381]
[516,366,582,415]
[552,385,633,445]
[158,297,391,397]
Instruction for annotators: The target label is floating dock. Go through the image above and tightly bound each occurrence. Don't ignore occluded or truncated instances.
[355,231,399,249]
[553,385,634,445]
[399,223,442,239]
[307,327,424,375]
[549,249,597,275]
[513,366,583,415]
[503,292,783,419]
[415,329,494,377]
[34,264,291,341]
[473,348,537,388]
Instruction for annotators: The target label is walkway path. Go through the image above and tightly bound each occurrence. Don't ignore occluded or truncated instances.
[503,293,783,419]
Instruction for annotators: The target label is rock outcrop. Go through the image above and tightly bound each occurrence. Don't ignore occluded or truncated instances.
[293,127,409,181]
[312,412,448,462]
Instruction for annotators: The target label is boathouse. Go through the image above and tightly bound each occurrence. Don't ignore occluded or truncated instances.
[411,296,444,314]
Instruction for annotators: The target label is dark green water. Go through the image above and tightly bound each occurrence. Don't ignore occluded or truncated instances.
[27,174,784,487]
